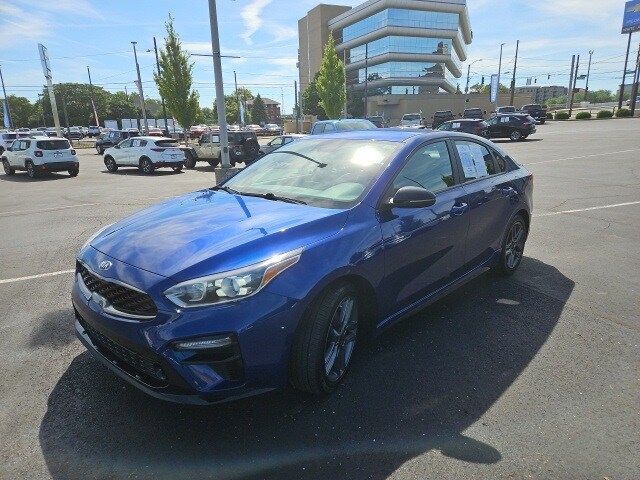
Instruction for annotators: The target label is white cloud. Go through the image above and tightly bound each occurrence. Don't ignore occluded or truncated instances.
[240,0,272,44]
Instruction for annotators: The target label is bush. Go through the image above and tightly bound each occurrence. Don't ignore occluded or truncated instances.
[575,111,591,120]
[546,112,554,120]
[616,108,631,118]
[596,110,613,119]
[555,111,570,120]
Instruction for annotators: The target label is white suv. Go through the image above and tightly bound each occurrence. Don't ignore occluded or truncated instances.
[103,136,185,174]
[0,132,18,154]
[2,136,79,178]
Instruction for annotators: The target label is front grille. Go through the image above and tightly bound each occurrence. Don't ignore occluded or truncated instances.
[77,262,157,318]
[78,316,167,386]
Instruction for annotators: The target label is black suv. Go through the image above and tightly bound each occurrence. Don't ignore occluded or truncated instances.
[520,104,547,124]
[486,114,536,141]
[437,119,488,137]
[432,110,454,128]
[463,108,484,119]
[95,129,139,154]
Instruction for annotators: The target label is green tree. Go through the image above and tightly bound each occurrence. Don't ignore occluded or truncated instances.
[214,93,253,125]
[1,95,34,128]
[469,83,509,94]
[302,72,326,118]
[106,91,139,122]
[201,106,215,124]
[251,94,267,124]
[154,15,201,138]
[316,35,345,119]
[42,83,110,126]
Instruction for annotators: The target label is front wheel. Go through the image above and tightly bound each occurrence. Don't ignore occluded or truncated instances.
[290,283,359,394]
[104,156,118,172]
[2,159,15,176]
[97,146,104,155]
[496,215,528,276]
[140,157,154,174]
[184,151,196,169]
[510,130,523,141]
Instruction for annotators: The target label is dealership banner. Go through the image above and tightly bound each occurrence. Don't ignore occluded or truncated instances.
[490,74,499,103]
[622,0,640,33]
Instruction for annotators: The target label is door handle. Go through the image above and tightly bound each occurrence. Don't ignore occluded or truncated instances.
[451,203,468,216]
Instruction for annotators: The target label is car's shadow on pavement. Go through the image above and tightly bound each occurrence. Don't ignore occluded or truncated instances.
[0,172,72,182]
[100,169,183,176]
[39,257,573,479]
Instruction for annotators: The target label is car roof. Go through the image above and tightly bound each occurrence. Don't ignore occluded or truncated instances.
[305,128,440,143]
[133,136,175,141]
[444,118,482,123]
[32,136,67,140]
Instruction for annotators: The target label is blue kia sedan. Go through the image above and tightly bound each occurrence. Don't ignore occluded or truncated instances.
[72,130,533,404]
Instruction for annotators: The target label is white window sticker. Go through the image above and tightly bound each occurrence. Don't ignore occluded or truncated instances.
[469,144,489,177]
[453,122,461,129]
[500,116,510,123]
[456,144,478,179]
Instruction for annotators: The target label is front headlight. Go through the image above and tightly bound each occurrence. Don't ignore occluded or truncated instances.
[80,223,114,253]
[163,247,303,308]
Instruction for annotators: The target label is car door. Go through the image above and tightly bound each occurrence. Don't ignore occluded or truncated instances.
[451,138,509,272]
[114,138,134,164]
[130,138,145,164]
[485,116,501,138]
[6,141,22,167]
[379,140,469,317]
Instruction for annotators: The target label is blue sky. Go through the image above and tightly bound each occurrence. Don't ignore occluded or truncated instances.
[0,0,634,114]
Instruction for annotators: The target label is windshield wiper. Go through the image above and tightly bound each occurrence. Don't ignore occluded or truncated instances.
[276,150,327,168]
[211,185,240,194]
[212,186,306,205]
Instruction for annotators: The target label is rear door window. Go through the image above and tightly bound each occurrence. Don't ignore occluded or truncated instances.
[453,140,497,181]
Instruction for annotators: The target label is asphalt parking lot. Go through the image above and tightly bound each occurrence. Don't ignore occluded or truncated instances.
[1,119,638,479]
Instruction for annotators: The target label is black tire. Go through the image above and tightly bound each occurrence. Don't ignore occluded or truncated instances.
[290,283,359,395]
[68,165,79,177]
[2,159,15,176]
[245,139,260,159]
[539,119,546,125]
[510,130,523,141]
[104,156,118,172]
[496,214,528,276]
[97,146,104,155]
[26,160,37,179]
[140,157,154,174]
[172,164,183,173]
[207,155,221,168]
[184,151,196,169]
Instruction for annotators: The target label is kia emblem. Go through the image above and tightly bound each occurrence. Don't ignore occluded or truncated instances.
[99,260,112,270]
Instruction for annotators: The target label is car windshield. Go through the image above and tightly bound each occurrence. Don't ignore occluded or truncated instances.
[3,133,17,140]
[36,140,70,150]
[403,114,421,121]
[335,120,376,132]
[223,138,400,208]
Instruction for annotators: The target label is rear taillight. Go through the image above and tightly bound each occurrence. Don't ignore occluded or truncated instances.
[151,147,165,152]
[34,150,43,157]
[71,149,76,155]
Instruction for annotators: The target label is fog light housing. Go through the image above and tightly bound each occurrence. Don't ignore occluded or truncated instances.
[172,334,244,381]
[174,335,233,350]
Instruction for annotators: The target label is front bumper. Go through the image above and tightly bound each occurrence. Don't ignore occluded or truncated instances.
[36,161,78,172]
[72,250,304,404]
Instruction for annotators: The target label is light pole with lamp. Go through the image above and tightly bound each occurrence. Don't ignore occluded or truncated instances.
[495,43,505,111]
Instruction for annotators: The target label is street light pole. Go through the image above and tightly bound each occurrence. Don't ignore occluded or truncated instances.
[207,0,231,171]
[584,50,594,103]
[131,41,149,134]
[509,40,519,106]
[87,66,100,127]
[465,59,482,94]
[0,65,13,129]
[495,43,505,111]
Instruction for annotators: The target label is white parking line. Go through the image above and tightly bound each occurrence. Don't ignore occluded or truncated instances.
[527,148,639,165]
[0,269,75,285]
[534,200,640,218]
[0,203,97,217]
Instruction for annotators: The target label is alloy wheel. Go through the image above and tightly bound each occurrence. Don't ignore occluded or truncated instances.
[504,221,525,269]
[323,295,358,382]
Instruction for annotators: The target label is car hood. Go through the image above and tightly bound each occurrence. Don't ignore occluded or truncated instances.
[90,189,349,280]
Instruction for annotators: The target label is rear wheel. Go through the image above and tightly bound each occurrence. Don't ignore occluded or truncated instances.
[26,161,37,178]
[496,215,527,276]
[510,130,523,141]
[290,283,359,394]
[140,157,154,174]
[3,159,15,176]
[184,151,196,169]
[104,156,118,172]
[68,165,79,177]
[172,164,183,173]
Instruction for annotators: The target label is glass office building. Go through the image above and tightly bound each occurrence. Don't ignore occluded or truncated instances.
[326,0,472,95]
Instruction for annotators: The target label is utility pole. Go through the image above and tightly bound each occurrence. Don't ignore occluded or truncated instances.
[59,94,73,146]
[294,80,299,133]
[509,40,519,106]
[618,32,633,109]
[567,55,575,110]
[584,50,594,103]
[343,49,347,118]
[207,0,230,171]
[0,65,12,129]
[152,37,169,134]
[630,43,640,116]
[233,70,242,126]
[496,43,505,111]
[87,66,100,127]
[569,55,580,117]
[465,63,472,94]
[131,41,149,134]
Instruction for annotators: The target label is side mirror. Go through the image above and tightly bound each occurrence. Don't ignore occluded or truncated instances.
[388,186,436,208]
